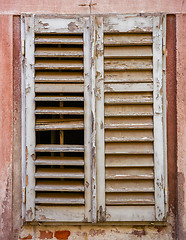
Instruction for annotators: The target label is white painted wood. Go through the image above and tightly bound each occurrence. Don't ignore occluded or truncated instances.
[95,16,106,222]
[35,83,84,93]
[35,144,84,152]
[83,17,92,222]
[24,15,35,221]
[106,206,155,221]
[103,15,153,33]
[35,206,85,222]
[153,16,165,221]
[35,17,84,33]
[35,35,83,45]
[90,16,97,223]
[104,83,153,92]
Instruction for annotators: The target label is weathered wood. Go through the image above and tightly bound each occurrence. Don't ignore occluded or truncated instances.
[104,59,153,71]
[35,144,84,152]
[35,168,84,179]
[104,83,153,92]
[35,107,84,115]
[35,206,85,222]
[35,34,83,45]
[105,155,154,167]
[35,193,84,204]
[35,59,83,70]
[35,96,84,101]
[35,47,83,58]
[106,179,154,192]
[106,167,154,180]
[104,46,152,58]
[35,17,84,33]
[35,156,84,166]
[35,72,84,83]
[106,192,154,205]
[153,15,165,221]
[36,120,84,131]
[106,206,155,221]
[103,15,153,33]
[104,33,153,46]
[35,83,84,93]
[36,181,84,192]
[24,15,35,221]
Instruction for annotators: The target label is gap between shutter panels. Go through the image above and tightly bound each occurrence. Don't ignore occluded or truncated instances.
[103,32,155,207]
[34,32,85,206]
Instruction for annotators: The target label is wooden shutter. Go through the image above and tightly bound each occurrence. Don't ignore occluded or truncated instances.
[96,15,167,222]
[23,15,92,222]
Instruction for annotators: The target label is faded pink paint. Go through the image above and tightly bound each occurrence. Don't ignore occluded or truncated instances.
[0,15,13,240]
[0,0,185,14]
[176,14,186,240]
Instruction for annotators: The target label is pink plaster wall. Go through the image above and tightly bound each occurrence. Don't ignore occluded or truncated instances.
[176,14,186,240]
[0,15,13,240]
[0,0,186,14]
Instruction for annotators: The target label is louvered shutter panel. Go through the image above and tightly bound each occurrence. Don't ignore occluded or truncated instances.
[96,15,166,222]
[23,15,92,222]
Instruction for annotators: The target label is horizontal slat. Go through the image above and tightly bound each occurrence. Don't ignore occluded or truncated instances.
[104,46,152,58]
[35,96,84,101]
[35,72,83,83]
[104,83,153,92]
[35,206,85,222]
[105,142,153,154]
[105,129,153,142]
[106,206,155,221]
[35,59,83,70]
[104,117,153,129]
[104,33,152,46]
[36,120,84,131]
[106,193,154,205]
[106,167,154,180]
[105,155,154,167]
[35,168,84,178]
[35,144,84,152]
[106,180,154,192]
[105,104,153,117]
[35,193,84,204]
[104,71,152,83]
[35,35,83,45]
[35,47,83,58]
[105,92,153,104]
[35,156,84,166]
[35,83,84,93]
[35,18,84,33]
[36,180,84,192]
[103,15,153,33]
[105,59,152,71]
[35,107,84,115]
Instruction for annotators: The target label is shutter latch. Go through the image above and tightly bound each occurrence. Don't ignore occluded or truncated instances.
[162,37,166,55]
[22,39,25,56]
[164,187,167,204]
[23,187,26,204]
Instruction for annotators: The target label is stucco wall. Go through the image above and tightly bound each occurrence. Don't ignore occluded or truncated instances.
[0,1,185,240]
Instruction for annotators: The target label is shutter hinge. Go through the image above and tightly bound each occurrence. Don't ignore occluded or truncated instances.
[23,187,26,204]
[164,187,167,204]
[162,37,166,55]
[22,39,25,56]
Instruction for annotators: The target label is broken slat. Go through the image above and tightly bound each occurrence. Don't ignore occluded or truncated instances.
[36,120,84,131]
[35,96,84,102]
[106,180,154,192]
[35,107,84,115]
[35,168,84,179]
[35,144,84,152]
[106,167,154,180]
[35,193,84,204]
[35,180,84,192]
[104,33,153,46]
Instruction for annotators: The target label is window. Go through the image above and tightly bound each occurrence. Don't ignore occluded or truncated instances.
[21,14,167,223]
